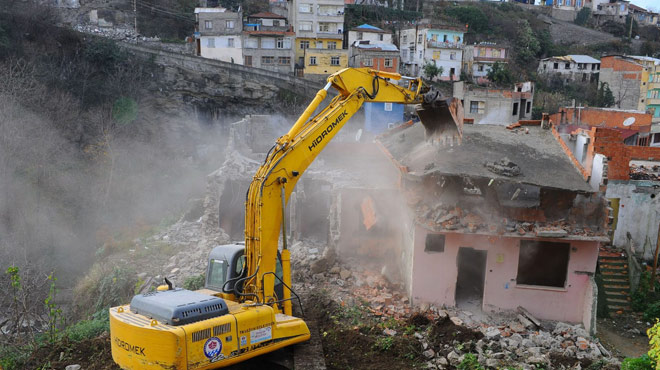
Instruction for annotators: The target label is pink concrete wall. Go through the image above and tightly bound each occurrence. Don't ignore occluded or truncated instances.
[410,227,599,327]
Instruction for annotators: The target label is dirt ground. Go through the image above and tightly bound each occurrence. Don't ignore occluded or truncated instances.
[305,290,426,370]
[597,317,652,359]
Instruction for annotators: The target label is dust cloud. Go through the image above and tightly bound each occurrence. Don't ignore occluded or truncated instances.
[0,94,231,286]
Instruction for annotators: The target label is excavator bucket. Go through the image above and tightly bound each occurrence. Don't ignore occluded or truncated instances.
[416,91,464,146]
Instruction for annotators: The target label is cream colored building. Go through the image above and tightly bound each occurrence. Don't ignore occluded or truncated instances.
[195,7,243,64]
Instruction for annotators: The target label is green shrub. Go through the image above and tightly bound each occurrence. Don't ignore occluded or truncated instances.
[0,345,31,370]
[445,6,490,33]
[183,274,205,291]
[621,354,654,370]
[575,7,591,27]
[458,353,484,370]
[373,336,394,352]
[644,301,660,321]
[74,263,136,317]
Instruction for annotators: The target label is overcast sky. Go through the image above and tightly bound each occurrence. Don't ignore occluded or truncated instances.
[629,0,658,11]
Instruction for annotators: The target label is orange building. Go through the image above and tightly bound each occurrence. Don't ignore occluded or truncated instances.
[349,41,399,73]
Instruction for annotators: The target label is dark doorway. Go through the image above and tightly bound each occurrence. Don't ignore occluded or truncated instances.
[455,247,487,306]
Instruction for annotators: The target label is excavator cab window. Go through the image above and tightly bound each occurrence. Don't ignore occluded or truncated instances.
[207,259,227,291]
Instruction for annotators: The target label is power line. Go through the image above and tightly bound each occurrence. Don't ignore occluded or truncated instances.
[134,0,196,23]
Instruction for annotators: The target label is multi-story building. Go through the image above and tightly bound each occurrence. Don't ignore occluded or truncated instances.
[600,55,660,123]
[349,42,398,72]
[537,55,601,84]
[591,0,629,25]
[453,81,534,125]
[347,24,397,73]
[289,0,347,77]
[348,23,392,46]
[399,24,466,80]
[463,42,508,84]
[544,0,590,9]
[242,12,295,73]
[629,4,659,26]
[194,7,243,64]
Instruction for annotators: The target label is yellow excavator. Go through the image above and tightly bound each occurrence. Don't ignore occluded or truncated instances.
[109,68,463,369]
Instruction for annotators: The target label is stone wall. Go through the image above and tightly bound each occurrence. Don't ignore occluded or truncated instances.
[118,42,328,117]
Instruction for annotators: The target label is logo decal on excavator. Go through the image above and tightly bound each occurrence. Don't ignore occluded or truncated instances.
[114,337,145,356]
[204,337,223,359]
[308,110,348,151]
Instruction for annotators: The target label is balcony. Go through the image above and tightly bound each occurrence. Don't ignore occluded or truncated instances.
[316,30,344,39]
[243,24,291,32]
[426,40,464,49]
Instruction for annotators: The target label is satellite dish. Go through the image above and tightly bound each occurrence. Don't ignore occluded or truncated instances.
[623,117,636,127]
[355,128,363,142]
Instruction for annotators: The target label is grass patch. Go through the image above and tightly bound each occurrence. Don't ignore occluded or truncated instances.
[65,310,110,343]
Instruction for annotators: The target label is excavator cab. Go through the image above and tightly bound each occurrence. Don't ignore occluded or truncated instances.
[206,244,284,301]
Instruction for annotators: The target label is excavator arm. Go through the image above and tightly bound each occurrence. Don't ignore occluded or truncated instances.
[241,68,463,314]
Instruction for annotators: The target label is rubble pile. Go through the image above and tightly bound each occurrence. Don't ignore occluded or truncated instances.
[417,319,618,369]
[413,202,601,238]
[72,24,192,53]
[73,24,140,41]
[629,164,660,181]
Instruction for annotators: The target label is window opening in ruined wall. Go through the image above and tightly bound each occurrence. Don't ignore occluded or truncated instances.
[516,241,570,288]
[425,234,445,253]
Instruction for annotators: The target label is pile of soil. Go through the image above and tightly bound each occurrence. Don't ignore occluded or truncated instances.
[549,353,595,369]
[306,292,426,370]
[428,317,484,349]
[25,333,117,370]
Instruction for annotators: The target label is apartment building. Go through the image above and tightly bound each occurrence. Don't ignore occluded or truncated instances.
[242,12,295,73]
[463,42,508,84]
[537,55,601,84]
[347,24,397,73]
[195,7,243,64]
[399,24,466,80]
[600,55,660,124]
[289,0,348,77]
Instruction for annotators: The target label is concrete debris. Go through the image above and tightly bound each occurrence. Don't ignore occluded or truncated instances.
[484,157,521,177]
[629,164,660,181]
[383,328,397,336]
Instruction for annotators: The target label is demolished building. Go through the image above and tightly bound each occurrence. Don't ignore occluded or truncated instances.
[550,111,660,263]
[376,120,609,333]
[453,81,534,125]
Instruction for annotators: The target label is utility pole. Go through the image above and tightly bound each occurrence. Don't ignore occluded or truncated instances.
[628,14,633,39]
[651,222,660,292]
[134,0,138,35]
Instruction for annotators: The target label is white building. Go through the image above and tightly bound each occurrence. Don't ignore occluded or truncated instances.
[195,7,243,64]
[348,24,392,46]
[399,25,466,80]
[538,55,601,84]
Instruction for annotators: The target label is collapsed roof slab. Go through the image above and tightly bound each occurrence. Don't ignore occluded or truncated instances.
[379,123,594,193]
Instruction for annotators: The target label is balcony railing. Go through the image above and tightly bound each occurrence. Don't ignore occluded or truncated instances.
[243,25,291,32]
[426,40,464,49]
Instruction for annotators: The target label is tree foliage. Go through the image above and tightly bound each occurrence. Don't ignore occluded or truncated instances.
[574,7,591,27]
[444,6,489,33]
[423,62,443,81]
[487,62,513,86]
[515,20,540,66]
[595,82,615,108]
[649,320,660,369]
